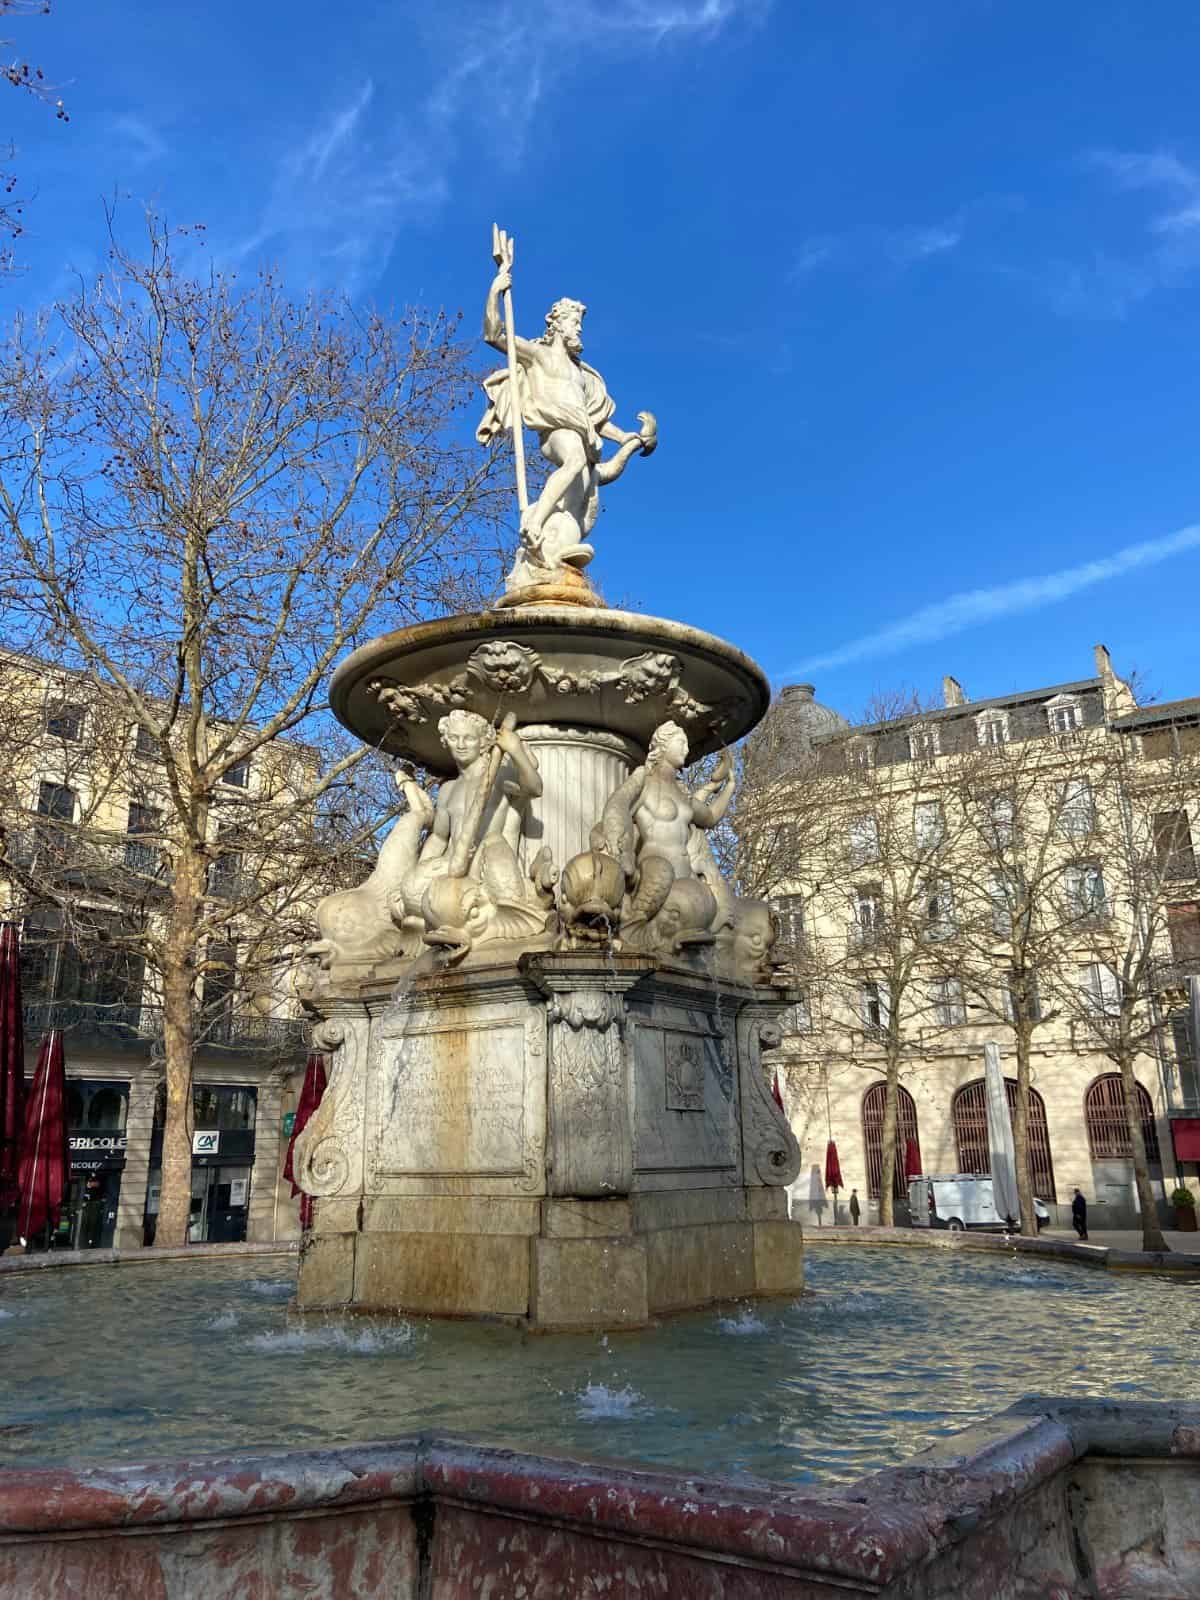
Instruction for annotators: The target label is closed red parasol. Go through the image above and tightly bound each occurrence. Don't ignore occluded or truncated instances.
[17,1029,70,1247]
[824,1139,843,1192]
[284,1053,327,1230]
[0,923,25,1218]
[904,1136,922,1179]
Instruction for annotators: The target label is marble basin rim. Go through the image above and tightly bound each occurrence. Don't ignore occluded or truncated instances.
[329,605,770,774]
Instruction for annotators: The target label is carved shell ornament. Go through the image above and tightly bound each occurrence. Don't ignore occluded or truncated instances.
[367,643,717,728]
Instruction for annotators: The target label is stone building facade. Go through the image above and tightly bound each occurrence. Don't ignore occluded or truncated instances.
[1,649,313,1249]
[750,647,1200,1229]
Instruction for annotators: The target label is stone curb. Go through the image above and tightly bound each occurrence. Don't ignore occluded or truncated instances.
[0,1239,299,1276]
[802,1224,1200,1275]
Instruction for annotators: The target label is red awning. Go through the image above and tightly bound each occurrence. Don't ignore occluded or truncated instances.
[1171,1118,1200,1163]
[824,1139,843,1191]
[17,1030,70,1245]
[285,1053,327,1230]
[0,923,25,1213]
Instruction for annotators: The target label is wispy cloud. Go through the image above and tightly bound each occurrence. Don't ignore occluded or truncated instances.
[785,524,1200,676]
[233,0,767,291]
[108,113,167,168]
[1041,147,1200,317]
[792,213,965,280]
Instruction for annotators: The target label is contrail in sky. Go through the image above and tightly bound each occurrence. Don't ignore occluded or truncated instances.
[785,523,1200,677]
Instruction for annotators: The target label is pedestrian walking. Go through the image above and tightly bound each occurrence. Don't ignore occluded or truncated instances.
[1071,1187,1088,1241]
[849,1188,861,1226]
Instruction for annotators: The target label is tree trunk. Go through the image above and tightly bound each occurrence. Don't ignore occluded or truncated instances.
[1012,1026,1037,1236]
[878,1040,901,1226]
[1119,1040,1168,1253]
[155,850,203,1247]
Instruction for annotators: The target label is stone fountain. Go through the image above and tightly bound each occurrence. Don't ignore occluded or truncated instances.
[291,228,802,1330]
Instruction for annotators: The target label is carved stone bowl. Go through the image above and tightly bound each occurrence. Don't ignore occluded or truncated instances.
[330,606,770,774]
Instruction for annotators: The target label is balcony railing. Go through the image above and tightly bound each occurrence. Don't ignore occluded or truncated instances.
[20,999,307,1058]
[4,829,172,892]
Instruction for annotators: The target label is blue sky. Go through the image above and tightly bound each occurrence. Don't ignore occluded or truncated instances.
[7,0,1200,720]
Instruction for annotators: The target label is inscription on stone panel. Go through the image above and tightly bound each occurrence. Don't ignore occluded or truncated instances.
[665,1036,705,1112]
[374,1022,527,1176]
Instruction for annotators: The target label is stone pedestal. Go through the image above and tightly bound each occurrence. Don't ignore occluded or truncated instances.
[295,953,803,1330]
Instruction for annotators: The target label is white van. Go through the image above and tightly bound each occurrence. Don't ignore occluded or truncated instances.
[907,1174,1050,1233]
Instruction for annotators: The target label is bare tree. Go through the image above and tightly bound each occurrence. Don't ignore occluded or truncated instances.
[945,733,1125,1234]
[2,0,67,273]
[1050,732,1200,1253]
[0,213,510,1245]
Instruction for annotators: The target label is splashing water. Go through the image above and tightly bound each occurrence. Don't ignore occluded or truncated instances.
[246,1320,419,1355]
[717,1307,769,1336]
[207,1308,239,1330]
[575,1382,649,1419]
[246,1279,293,1299]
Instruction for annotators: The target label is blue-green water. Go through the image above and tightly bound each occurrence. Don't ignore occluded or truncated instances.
[2,1247,1197,1485]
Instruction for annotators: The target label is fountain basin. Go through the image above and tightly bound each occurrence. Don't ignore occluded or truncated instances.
[1,1400,1197,1598]
[329,605,770,770]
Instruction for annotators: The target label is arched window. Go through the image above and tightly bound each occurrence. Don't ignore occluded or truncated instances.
[1084,1075,1161,1164]
[862,1082,921,1201]
[952,1078,1057,1200]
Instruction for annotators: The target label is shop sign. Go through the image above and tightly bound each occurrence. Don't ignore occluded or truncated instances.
[192,1130,220,1156]
[69,1133,127,1170]
[282,1111,295,1136]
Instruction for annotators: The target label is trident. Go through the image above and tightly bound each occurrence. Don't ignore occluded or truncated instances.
[491,223,528,518]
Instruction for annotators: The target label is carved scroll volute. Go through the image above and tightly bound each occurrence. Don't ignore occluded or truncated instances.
[545,991,633,1199]
[293,1015,368,1200]
[736,1009,801,1188]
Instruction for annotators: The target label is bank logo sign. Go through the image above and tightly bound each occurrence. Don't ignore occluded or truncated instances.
[192,1130,220,1156]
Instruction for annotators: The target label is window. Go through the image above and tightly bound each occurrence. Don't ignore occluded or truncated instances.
[860,979,891,1032]
[1169,1014,1200,1109]
[782,993,811,1035]
[1154,810,1196,880]
[210,825,244,897]
[907,723,941,762]
[134,724,162,761]
[202,941,237,1039]
[44,701,84,741]
[1084,1075,1160,1164]
[1045,695,1082,734]
[952,1077,1056,1199]
[19,905,145,1017]
[1056,779,1094,839]
[987,872,1014,938]
[913,800,945,850]
[923,876,956,940]
[192,1083,258,1132]
[845,737,873,772]
[861,1082,921,1201]
[36,780,75,855]
[770,894,805,955]
[1063,861,1108,920]
[222,757,250,789]
[976,711,1009,748]
[124,801,161,876]
[1080,961,1121,1017]
[928,975,965,1026]
[1167,903,1200,964]
[852,885,883,946]
[848,814,880,866]
[1001,970,1042,1023]
[985,791,1015,848]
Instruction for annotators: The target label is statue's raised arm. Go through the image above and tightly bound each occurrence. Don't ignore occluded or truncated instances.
[476,224,657,598]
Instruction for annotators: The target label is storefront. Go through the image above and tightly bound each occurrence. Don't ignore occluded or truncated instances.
[61,1080,129,1250]
[145,1083,257,1245]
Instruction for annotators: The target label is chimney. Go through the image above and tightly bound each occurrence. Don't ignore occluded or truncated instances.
[942,675,966,708]
[1093,644,1113,682]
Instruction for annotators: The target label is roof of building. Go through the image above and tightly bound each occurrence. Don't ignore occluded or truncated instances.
[828,677,1103,742]
[1109,695,1200,731]
[743,683,851,779]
